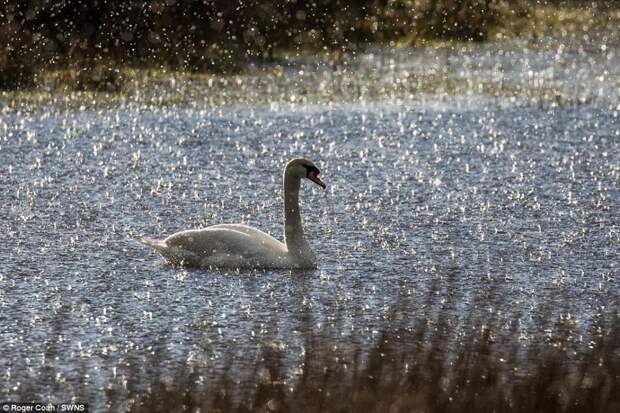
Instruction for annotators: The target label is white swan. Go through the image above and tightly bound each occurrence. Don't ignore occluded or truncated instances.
[141,158,326,269]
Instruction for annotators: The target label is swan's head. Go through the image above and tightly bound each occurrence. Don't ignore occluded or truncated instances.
[286,158,326,189]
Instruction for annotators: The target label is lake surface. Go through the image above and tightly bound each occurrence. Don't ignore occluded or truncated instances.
[1,41,619,411]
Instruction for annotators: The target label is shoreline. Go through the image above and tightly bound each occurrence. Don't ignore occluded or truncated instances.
[2,40,618,111]
[1,5,619,109]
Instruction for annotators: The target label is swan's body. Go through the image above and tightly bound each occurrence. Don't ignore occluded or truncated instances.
[142,224,303,268]
[141,158,326,269]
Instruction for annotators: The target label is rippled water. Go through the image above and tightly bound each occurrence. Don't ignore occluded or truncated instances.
[1,44,619,410]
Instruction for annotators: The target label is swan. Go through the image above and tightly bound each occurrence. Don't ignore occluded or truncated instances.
[141,158,326,269]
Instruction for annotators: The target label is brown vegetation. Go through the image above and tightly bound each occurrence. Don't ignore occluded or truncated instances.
[122,280,620,413]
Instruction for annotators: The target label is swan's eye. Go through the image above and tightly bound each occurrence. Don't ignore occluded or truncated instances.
[303,165,320,176]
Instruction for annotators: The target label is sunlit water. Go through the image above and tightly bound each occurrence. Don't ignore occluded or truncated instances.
[1,43,619,410]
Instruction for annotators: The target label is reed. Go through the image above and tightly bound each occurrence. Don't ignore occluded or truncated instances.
[125,282,620,413]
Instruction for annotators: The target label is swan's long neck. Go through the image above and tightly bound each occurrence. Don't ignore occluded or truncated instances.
[283,171,308,256]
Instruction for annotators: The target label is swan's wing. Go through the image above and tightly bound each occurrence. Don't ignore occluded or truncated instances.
[207,224,280,241]
[163,225,288,267]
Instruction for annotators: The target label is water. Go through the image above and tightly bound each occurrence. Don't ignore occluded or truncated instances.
[1,43,619,410]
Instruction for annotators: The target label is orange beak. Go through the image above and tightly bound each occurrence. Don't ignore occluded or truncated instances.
[307,169,326,189]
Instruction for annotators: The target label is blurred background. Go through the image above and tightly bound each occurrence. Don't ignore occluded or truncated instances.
[2,1,619,88]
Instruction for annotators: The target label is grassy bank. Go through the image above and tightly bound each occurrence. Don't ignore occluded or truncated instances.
[1,1,620,93]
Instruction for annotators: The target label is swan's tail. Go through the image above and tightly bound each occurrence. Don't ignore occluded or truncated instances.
[139,236,197,265]
[140,236,168,253]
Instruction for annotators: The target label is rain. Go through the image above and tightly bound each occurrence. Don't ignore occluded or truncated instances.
[1,1,619,412]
